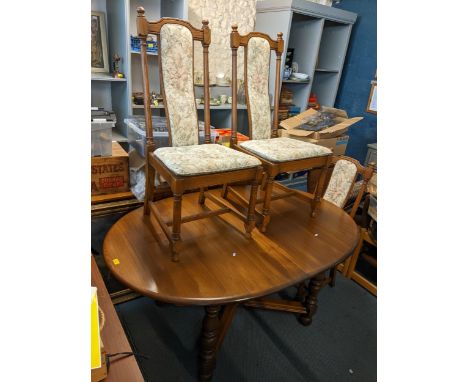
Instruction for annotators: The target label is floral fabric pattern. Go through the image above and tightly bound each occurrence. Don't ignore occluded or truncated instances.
[240,137,331,163]
[323,159,358,208]
[246,37,272,140]
[160,24,198,147]
[154,144,261,176]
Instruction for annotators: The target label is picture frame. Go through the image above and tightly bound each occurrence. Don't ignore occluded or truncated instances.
[366,81,377,114]
[91,11,109,73]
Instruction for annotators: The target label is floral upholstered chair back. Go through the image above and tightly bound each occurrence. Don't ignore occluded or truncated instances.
[245,36,272,141]
[160,24,199,147]
[323,159,358,208]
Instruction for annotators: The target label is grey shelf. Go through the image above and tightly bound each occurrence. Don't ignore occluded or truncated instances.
[282,79,310,84]
[315,68,339,73]
[194,84,231,87]
[91,74,127,82]
[131,50,158,56]
[311,71,340,107]
[132,104,248,110]
[112,128,128,143]
[255,0,356,110]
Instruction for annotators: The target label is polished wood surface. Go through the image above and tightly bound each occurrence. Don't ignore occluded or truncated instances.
[103,188,359,305]
[91,256,144,382]
[91,191,135,205]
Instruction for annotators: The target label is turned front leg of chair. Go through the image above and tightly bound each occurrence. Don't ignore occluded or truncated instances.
[309,158,331,217]
[244,172,261,237]
[221,183,229,198]
[198,187,206,205]
[260,175,275,233]
[345,228,364,278]
[144,163,156,215]
[171,192,183,262]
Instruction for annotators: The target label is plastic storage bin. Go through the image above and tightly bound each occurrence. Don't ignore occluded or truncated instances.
[125,116,218,157]
[91,121,114,157]
[130,35,158,54]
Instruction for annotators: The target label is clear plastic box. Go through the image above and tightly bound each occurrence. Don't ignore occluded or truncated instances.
[91,121,114,157]
[124,116,218,157]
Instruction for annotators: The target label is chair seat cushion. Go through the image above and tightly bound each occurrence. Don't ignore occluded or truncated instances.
[239,137,331,163]
[154,144,261,176]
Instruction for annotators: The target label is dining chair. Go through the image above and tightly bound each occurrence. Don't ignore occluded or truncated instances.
[137,8,263,262]
[310,156,375,286]
[225,25,332,233]
[344,193,377,296]
[244,156,375,324]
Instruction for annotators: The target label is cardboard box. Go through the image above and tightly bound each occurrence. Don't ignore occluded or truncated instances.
[214,129,249,146]
[91,142,129,196]
[279,107,362,140]
[279,129,349,156]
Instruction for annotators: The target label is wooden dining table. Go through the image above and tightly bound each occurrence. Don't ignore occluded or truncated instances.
[103,186,360,381]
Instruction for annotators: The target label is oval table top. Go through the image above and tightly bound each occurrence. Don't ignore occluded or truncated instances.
[103,189,359,305]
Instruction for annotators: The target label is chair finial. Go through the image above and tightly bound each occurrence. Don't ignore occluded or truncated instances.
[232,24,238,32]
[137,6,145,16]
[202,19,209,26]
[277,32,283,39]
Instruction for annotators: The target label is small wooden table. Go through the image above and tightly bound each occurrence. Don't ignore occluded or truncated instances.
[103,188,359,381]
[91,256,145,382]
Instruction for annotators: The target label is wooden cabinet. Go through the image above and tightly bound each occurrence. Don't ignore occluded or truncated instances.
[255,0,357,110]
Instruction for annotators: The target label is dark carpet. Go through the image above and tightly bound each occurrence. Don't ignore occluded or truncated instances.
[115,275,376,382]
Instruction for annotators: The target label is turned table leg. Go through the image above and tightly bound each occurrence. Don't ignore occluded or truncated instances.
[198,304,238,381]
[199,305,221,381]
[298,271,326,326]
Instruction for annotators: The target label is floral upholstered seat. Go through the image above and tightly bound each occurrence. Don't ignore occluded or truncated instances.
[239,137,331,163]
[323,159,358,208]
[154,144,261,176]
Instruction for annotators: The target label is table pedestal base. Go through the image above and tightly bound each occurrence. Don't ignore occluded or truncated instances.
[298,271,326,326]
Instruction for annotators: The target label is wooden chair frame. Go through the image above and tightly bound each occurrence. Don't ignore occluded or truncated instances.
[225,25,331,232]
[344,194,377,296]
[322,156,375,285]
[244,156,376,321]
[137,8,263,262]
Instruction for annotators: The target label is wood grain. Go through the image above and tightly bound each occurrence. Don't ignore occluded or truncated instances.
[102,188,359,305]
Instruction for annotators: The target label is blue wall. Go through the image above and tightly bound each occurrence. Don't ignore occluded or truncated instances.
[334,0,376,164]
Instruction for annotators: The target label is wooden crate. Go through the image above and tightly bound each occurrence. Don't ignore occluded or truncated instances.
[91,142,129,196]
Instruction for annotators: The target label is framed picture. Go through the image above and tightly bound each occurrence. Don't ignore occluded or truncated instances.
[91,11,109,73]
[366,81,377,114]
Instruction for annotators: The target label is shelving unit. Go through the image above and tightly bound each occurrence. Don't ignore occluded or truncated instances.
[282,79,310,84]
[91,74,127,82]
[255,0,357,110]
[130,51,158,56]
[132,104,248,110]
[91,0,259,140]
[91,0,188,142]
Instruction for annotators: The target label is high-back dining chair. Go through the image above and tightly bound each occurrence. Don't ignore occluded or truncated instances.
[244,156,375,323]
[226,25,332,232]
[137,8,263,262]
[321,156,375,285]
